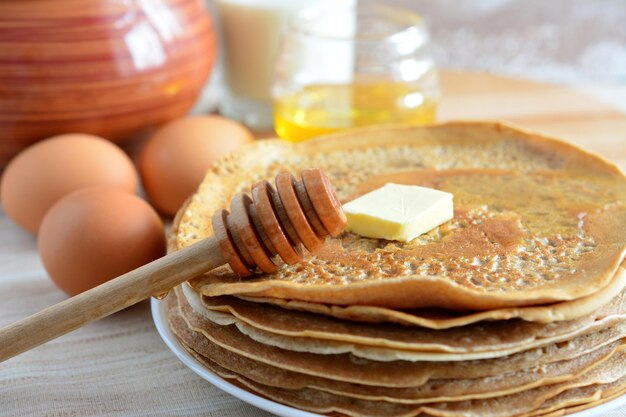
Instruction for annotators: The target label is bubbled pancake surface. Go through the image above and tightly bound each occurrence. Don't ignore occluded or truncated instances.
[175,122,626,310]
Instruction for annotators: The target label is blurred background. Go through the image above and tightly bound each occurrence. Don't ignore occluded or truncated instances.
[395,0,625,85]
[204,0,626,105]
[199,0,626,115]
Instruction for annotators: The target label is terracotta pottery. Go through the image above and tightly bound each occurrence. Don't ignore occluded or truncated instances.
[0,0,216,167]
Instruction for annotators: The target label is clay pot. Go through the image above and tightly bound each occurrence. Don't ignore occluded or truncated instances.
[0,0,216,167]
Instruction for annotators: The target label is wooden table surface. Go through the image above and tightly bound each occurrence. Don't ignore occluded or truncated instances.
[439,71,626,166]
[1,71,626,417]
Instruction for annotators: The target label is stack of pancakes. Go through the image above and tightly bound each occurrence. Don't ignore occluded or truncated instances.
[166,122,626,417]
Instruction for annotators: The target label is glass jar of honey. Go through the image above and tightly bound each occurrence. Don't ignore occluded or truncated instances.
[272,5,440,142]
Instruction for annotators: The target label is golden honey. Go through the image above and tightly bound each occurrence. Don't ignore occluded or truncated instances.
[274,82,438,142]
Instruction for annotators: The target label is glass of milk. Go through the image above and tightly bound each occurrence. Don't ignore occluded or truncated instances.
[215,0,355,130]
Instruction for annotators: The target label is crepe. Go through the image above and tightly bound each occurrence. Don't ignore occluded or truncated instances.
[185,345,626,417]
[530,382,626,417]
[516,377,626,417]
[171,288,626,385]
[179,284,626,360]
[169,291,626,404]
[239,265,626,329]
[175,122,626,310]
[178,331,626,417]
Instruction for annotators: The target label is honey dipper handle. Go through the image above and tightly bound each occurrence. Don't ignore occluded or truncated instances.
[0,236,225,363]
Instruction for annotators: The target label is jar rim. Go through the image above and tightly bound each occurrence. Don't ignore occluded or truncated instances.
[288,4,426,43]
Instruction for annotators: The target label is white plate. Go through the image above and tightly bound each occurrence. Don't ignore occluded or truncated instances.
[152,298,626,417]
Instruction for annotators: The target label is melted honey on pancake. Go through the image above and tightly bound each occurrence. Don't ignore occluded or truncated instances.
[266,168,625,293]
[354,168,624,236]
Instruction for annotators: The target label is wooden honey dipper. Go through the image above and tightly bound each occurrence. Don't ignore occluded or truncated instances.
[0,168,346,363]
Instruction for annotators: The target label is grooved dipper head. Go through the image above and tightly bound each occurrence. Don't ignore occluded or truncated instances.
[211,168,347,277]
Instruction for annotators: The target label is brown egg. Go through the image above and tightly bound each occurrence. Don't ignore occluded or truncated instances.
[1,134,138,234]
[140,115,253,216]
[38,187,166,296]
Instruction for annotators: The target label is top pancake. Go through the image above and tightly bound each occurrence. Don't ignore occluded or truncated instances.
[176,121,626,310]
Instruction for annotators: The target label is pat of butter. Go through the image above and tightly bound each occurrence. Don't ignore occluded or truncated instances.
[342,183,454,242]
